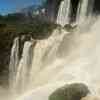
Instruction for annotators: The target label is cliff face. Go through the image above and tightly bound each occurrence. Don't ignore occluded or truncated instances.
[93,0,100,14]
[45,0,100,22]
[45,0,62,23]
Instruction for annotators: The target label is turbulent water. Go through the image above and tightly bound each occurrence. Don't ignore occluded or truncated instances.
[56,0,71,26]
[1,0,100,100]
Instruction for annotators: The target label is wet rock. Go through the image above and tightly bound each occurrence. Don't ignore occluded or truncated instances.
[49,83,90,100]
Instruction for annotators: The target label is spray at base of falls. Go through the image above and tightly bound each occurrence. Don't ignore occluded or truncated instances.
[7,17,100,100]
[8,0,100,99]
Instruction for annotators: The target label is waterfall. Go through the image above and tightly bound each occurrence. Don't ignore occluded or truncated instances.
[6,0,100,100]
[76,0,95,30]
[13,19,100,100]
[76,0,89,24]
[57,0,94,26]
[13,41,34,92]
[11,29,68,93]
[7,20,100,100]
[56,0,71,26]
[9,37,19,88]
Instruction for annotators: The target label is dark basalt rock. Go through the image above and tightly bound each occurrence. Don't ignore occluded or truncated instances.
[49,83,90,100]
[45,0,63,22]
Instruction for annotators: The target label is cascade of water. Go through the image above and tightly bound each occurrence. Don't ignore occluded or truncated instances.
[77,0,88,23]
[13,41,34,92]
[15,18,100,100]
[10,29,69,93]
[7,21,100,100]
[7,0,100,100]
[57,0,94,26]
[56,0,71,26]
[9,37,19,88]
[76,0,91,25]
[29,29,69,87]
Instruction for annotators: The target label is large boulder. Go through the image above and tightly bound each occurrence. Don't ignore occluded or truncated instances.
[49,83,90,100]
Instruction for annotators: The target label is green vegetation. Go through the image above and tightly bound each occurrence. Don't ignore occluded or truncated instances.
[0,13,58,39]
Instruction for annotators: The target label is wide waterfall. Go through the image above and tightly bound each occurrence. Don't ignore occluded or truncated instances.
[1,0,100,100]
[6,17,100,100]
[8,18,100,100]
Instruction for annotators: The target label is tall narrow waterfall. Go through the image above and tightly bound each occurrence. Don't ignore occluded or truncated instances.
[9,37,19,88]
[76,0,89,24]
[13,41,34,92]
[56,0,71,26]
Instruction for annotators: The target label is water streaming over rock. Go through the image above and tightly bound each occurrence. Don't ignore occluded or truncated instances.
[56,0,71,26]
[76,0,95,27]
[4,0,100,100]
[12,18,100,100]
[76,0,89,24]
[9,37,20,88]
[14,41,34,92]
[57,0,94,26]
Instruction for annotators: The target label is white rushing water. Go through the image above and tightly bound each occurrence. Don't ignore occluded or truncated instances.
[76,0,89,25]
[57,0,94,26]
[13,17,100,100]
[9,37,19,89]
[14,41,34,92]
[77,0,95,26]
[56,0,71,26]
[4,0,100,100]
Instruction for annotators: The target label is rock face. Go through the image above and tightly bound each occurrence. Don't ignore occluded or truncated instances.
[45,0,62,22]
[94,0,100,14]
[49,83,90,100]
